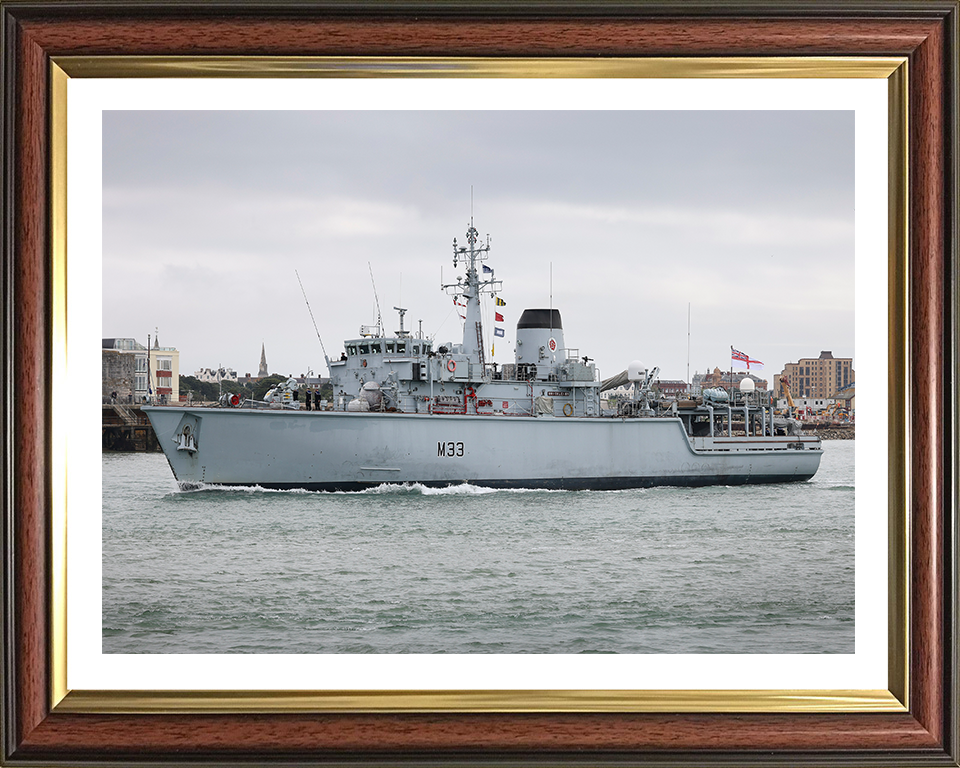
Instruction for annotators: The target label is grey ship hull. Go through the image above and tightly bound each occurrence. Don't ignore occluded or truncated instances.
[144,407,822,491]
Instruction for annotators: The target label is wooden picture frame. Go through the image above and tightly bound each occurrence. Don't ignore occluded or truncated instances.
[2,2,957,765]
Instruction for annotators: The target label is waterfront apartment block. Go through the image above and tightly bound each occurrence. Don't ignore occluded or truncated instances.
[774,351,854,400]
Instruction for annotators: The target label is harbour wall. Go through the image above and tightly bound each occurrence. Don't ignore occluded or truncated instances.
[727,423,854,439]
[802,424,855,440]
[102,405,161,452]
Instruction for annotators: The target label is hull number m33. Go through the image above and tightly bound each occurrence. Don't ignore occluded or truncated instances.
[438,441,465,457]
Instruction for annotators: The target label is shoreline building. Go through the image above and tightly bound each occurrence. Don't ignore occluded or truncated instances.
[149,337,181,403]
[690,368,767,396]
[655,379,690,398]
[195,366,238,384]
[102,337,180,403]
[102,338,146,402]
[774,351,854,400]
[101,347,135,403]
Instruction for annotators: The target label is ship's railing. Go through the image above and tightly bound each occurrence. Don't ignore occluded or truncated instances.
[485,360,601,385]
[660,389,773,408]
[723,388,773,407]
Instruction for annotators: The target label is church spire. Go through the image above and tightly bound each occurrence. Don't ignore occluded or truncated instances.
[258,343,269,377]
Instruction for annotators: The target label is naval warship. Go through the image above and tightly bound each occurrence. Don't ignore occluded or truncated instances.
[144,220,822,491]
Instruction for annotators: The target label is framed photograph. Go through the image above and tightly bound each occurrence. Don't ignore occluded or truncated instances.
[2,2,957,765]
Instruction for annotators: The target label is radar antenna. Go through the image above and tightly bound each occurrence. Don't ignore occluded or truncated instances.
[394,306,409,337]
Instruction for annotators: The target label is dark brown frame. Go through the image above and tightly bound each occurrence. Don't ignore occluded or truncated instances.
[2,2,957,765]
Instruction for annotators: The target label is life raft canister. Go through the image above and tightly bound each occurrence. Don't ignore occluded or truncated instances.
[447,359,457,372]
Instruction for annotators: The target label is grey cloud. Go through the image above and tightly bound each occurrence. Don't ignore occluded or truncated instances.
[104,109,854,381]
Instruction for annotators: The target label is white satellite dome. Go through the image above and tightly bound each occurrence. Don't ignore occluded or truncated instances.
[739,377,756,393]
[627,360,646,381]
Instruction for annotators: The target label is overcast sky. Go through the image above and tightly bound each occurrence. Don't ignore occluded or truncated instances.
[103,110,853,384]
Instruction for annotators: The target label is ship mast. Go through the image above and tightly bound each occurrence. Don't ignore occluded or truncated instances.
[444,217,501,370]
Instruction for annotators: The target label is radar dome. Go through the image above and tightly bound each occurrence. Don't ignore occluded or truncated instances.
[627,361,646,381]
[739,377,756,393]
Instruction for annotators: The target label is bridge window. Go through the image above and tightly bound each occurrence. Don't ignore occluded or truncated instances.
[396,342,406,354]
[385,342,394,353]
[359,344,370,354]
[347,345,357,356]
[371,342,381,354]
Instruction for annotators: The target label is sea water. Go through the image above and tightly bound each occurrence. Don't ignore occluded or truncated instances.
[102,441,854,654]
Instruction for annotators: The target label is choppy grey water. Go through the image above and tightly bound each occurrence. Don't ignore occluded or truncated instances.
[103,441,854,654]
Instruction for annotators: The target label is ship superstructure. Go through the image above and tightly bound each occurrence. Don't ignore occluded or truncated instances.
[325,220,599,420]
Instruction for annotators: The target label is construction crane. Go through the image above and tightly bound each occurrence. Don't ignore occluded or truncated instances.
[779,375,795,416]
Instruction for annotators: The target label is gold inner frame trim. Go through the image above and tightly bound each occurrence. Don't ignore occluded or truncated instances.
[50,55,909,715]
[50,62,69,709]
[886,62,910,710]
[56,688,905,715]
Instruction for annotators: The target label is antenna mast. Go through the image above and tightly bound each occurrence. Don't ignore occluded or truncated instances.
[549,262,554,341]
[443,209,500,368]
[295,270,329,366]
[368,262,384,337]
[146,332,152,403]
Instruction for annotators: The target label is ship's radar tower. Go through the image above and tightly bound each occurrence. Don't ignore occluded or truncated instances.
[394,306,410,338]
[442,219,502,368]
